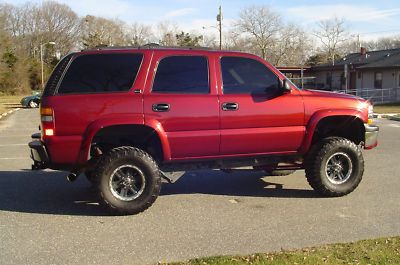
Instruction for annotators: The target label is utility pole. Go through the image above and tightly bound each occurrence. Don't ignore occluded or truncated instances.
[40,42,56,89]
[217,5,222,50]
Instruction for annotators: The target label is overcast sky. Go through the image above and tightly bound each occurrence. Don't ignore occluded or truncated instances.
[3,0,400,40]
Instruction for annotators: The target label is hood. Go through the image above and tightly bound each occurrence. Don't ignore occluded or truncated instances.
[307,89,365,101]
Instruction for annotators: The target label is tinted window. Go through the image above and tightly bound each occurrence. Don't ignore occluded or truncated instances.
[221,57,279,95]
[58,53,143,94]
[152,56,209,93]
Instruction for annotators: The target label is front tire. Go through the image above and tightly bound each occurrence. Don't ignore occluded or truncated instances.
[95,146,161,215]
[305,137,364,197]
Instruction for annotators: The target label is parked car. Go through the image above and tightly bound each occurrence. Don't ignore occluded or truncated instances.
[20,92,42,108]
[28,47,379,215]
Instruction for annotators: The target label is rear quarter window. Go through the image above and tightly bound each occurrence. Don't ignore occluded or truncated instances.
[57,53,143,94]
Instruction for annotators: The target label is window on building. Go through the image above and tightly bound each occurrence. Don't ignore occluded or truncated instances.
[58,53,143,94]
[152,56,209,94]
[398,72,400,87]
[374,72,383,89]
[326,72,332,90]
[220,57,279,95]
[340,73,346,87]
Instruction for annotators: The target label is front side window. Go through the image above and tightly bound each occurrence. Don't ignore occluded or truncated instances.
[58,53,143,94]
[152,56,209,94]
[221,57,279,95]
[374,72,382,89]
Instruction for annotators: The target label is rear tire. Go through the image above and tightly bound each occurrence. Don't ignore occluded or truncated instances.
[29,100,38,108]
[85,170,98,185]
[305,137,364,197]
[95,146,161,215]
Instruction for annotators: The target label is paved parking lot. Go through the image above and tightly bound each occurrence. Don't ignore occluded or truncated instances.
[0,108,399,265]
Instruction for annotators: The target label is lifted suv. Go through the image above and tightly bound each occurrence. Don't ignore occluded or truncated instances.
[29,47,379,215]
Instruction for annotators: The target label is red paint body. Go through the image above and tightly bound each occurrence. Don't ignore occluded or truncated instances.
[39,48,374,168]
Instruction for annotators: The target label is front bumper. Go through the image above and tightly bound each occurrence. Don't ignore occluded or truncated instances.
[364,124,379,149]
[29,135,49,169]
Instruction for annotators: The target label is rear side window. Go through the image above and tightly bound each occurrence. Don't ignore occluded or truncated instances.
[221,57,279,95]
[57,53,143,94]
[152,56,209,94]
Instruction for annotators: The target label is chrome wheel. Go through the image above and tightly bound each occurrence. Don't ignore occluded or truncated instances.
[29,100,38,108]
[109,165,146,201]
[325,152,353,185]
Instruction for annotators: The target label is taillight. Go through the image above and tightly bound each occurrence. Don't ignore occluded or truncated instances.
[40,107,53,121]
[40,106,55,137]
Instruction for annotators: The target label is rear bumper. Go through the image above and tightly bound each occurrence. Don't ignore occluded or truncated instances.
[28,133,82,170]
[28,139,50,169]
[364,124,379,149]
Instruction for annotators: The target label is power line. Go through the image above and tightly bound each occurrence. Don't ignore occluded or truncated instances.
[357,29,400,35]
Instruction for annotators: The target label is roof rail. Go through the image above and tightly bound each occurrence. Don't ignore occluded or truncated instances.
[81,43,214,52]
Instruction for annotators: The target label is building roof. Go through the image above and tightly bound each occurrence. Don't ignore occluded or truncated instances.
[358,50,400,69]
[313,48,400,70]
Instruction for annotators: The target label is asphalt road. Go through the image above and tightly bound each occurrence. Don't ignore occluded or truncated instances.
[0,108,399,265]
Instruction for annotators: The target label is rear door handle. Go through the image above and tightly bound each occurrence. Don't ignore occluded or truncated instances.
[152,103,170,112]
[222,102,239,111]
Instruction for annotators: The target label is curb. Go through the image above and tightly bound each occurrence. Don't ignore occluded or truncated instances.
[373,113,400,119]
[388,116,400,122]
[0,108,21,120]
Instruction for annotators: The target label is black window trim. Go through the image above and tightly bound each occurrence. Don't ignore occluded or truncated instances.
[43,53,75,97]
[151,54,211,94]
[219,55,280,95]
[55,52,144,95]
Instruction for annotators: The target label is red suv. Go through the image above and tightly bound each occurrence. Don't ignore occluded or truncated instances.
[29,47,379,215]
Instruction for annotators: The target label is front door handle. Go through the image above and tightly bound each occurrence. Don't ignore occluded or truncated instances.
[222,102,239,111]
[152,103,170,112]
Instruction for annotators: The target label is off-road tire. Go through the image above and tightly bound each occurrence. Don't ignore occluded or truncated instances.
[84,158,101,185]
[95,146,161,215]
[85,170,98,185]
[305,137,364,197]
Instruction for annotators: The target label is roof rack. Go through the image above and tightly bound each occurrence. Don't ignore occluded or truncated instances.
[81,43,214,52]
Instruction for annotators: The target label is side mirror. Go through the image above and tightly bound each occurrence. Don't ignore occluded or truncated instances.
[279,78,292,93]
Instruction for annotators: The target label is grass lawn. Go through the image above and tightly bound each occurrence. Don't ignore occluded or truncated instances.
[167,237,400,265]
[374,103,400,114]
[0,95,24,114]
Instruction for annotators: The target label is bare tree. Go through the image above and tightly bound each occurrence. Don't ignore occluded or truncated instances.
[125,23,153,46]
[37,1,80,54]
[224,30,254,52]
[313,17,348,65]
[235,6,282,59]
[361,36,400,51]
[82,15,126,48]
[271,24,311,66]
[157,21,179,46]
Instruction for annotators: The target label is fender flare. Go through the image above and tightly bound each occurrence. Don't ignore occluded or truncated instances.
[299,109,366,154]
[76,114,171,164]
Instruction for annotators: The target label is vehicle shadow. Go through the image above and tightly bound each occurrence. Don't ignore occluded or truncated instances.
[0,169,319,216]
[0,170,108,216]
[161,169,318,198]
